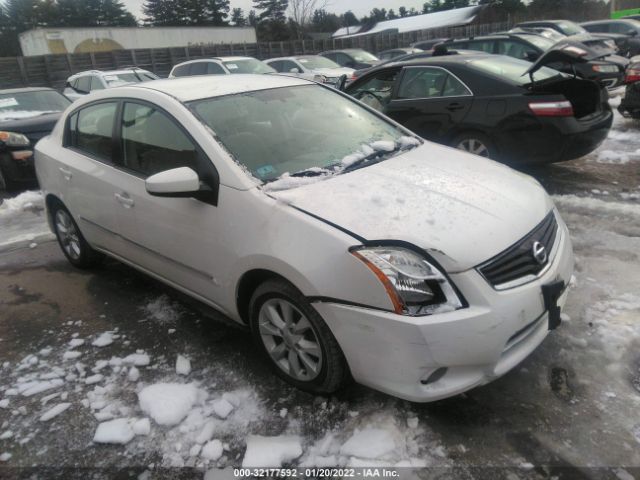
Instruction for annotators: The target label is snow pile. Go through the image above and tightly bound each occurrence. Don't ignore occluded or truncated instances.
[141,295,182,324]
[0,190,53,249]
[0,191,44,218]
[92,332,114,347]
[242,435,303,467]
[93,418,136,445]
[596,150,631,164]
[175,355,191,376]
[138,383,201,426]
[39,403,71,422]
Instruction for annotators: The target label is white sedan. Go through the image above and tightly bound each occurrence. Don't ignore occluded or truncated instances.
[35,75,573,402]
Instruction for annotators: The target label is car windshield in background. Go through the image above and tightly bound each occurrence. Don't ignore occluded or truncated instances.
[297,56,341,69]
[353,51,380,62]
[518,34,556,51]
[469,56,562,85]
[104,72,157,86]
[222,59,276,74]
[0,90,70,120]
[558,21,588,36]
[189,85,411,185]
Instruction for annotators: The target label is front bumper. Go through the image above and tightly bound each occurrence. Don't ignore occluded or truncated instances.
[0,151,36,183]
[314,214,574,402]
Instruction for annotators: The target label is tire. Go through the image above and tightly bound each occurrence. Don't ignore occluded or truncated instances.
[51,201,103,269]
[249,280,350,395]
[451,132,496,159]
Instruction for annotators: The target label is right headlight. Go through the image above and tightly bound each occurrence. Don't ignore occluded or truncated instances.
[351,246,464,316]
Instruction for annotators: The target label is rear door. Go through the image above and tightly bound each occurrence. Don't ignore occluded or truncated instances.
[61,101,123,253]
[384,66,474,142]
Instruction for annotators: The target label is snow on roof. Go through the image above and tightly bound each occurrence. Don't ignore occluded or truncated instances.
[333,6,481,39]
[332,25,363,38]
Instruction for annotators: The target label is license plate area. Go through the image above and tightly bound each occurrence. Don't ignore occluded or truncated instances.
[542,280,566,330]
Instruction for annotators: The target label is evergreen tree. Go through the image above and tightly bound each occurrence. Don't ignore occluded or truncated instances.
[231,8,246,26]
[248,9,258,26]
[253,0,288,22]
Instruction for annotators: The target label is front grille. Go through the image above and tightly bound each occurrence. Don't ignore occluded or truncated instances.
[478,211,558,289]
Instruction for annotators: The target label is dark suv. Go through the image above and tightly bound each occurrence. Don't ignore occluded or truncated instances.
[581,19,640,57]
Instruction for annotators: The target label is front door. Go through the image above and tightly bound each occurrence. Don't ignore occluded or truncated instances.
[385,66,474,142]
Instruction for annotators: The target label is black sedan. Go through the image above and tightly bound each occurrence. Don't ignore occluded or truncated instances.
[319,49,381,69]
[619,57,640,119]
[0,88,70,191]
[377,48,423,61]
[443,33,627,89]
[343,53,612,164]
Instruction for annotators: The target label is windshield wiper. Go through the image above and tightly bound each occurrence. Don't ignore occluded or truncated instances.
[340,141,418,174]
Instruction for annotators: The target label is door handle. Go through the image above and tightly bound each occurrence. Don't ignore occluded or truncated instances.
[446,103,465,112]
[114,192,135,208]
[59,167,72,180]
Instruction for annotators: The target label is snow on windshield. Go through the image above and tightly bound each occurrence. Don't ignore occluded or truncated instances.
[262,136,421,193]
[0,110,59,121]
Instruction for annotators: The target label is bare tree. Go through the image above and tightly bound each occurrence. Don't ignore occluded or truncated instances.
[289,0,329,38]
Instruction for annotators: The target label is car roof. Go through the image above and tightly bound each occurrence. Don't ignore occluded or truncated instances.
[173,56,257,66]
[133,74,312,102]
[582,19,637,25]
[382,52,493,68]
[321,48,368,54]
[518,20,570,25]
[0,87,56,94]
[69,69,151,79]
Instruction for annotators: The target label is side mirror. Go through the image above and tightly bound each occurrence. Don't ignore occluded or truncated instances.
[145,167,201,197]
[289,67,301,73]
[336,74,348,91]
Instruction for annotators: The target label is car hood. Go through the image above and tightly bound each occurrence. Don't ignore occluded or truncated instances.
[269,143,554,272]
[0,111,62,143]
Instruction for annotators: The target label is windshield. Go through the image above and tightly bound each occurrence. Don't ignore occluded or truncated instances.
[105,72,158,86]
[297,56,341,69]
[189,85,415,187]
[0,90,70,120]
[223,59,276,74]
[518,34,556,51]
[557,21,587,36]
[352,50,379,62]
[468,56,562,85]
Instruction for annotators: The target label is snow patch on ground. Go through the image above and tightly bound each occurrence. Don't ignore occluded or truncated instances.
[138,383,201,426]
[141,295,182,324]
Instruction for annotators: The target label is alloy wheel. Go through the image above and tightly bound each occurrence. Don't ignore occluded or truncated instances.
[456,138,490,158]
[258,298,323,382]
[55,209,81,260]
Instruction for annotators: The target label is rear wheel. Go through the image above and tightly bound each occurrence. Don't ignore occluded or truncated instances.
[51,202,103,268]
[452,132,495,159]
[249,280,349,395]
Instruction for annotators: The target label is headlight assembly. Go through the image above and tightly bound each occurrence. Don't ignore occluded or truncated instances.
[351,246,464,316]
[0,131,30,147]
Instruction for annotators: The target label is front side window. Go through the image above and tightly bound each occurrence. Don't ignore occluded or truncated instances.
[189,62,208,76]
[465,40,495,54]
[121,102,199,177]
[69,102,117,160]
[397,67,451,99]
[281,60,300,73]
[207,62,225,74]
[172,64,190,77]
[90,76,105,91]
[335,52,353,66]
[297,56,340,70]
[497,40,537,60]
[348,68,400,109]
[352,50,379,62]
[189,84,411,185]
[76,76,91,93]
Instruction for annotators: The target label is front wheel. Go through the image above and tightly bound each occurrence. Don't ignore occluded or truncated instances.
[451,132,496,159]
[249,280,350,395]
[51,202,103,268]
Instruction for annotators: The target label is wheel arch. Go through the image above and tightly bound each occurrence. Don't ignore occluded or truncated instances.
[44,193,65,231]
[235,269,298,326]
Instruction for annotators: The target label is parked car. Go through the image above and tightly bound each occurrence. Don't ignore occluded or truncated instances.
[517,19,634,57]
[581,19,640,57]
[169,57,276,78]
[64,68,158,101]
[344,52,612,164]
[508,27,567,43]
[35,74,574,402]
[411,38,449,50]
[0,87,70,191]
[377,48,423,61]
[264,55,353,86]
[319,49,381,69]
[619,57,640,118]
[443,33,627,89]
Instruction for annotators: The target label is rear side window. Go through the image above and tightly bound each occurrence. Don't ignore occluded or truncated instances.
[496,40,537,60]
[584,23,608,33]
[397,67,450,99]
[466,40,495,53]
[121,102,199,177]
[207,62,225,74]
[268,60,283,72]
[171,64,190,77]
[68,102,117,160]
[281,60,300,72]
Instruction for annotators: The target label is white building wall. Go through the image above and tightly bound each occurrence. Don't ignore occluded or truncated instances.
[19,27,257,57]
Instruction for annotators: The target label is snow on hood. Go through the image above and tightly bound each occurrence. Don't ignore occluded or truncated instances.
[270,143,553,272]
[313,67,355,76]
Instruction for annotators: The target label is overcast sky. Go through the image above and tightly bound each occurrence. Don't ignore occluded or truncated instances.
[122,0,431,21]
